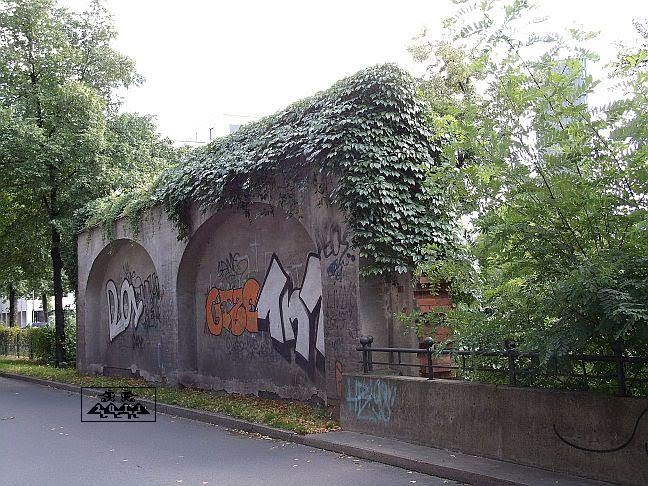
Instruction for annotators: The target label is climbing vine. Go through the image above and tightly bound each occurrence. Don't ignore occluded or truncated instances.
[81,64,456,278]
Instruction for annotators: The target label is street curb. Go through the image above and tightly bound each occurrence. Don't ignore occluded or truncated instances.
[0,371,543,485]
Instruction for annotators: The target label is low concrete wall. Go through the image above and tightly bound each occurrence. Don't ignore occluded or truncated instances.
[340,373,648,485]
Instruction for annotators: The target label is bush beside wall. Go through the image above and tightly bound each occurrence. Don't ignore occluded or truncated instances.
[0,314,76,365]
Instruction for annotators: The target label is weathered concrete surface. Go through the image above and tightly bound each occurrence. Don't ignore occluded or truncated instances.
[77,206,185,384]
[340,373,648,485]
[77,182,384,404]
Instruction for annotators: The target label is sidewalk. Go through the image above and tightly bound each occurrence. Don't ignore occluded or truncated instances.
[304,430,609,486]
[0,371,611,486]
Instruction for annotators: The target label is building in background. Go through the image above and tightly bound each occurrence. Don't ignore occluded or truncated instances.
[175,113,258,148]
[0,293,75,327]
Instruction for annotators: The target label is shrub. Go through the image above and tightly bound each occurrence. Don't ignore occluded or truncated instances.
[0,312,76,366]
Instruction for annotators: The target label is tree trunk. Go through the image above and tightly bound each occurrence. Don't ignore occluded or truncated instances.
[8,284,17,328]
[50,224,65,366]
[41,292,49,323]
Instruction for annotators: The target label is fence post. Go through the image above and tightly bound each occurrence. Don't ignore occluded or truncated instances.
[16,332,19,357]
[612,340,627,397]
[505,340,517,386]
[424,336,435,380]
[360,336,373,373]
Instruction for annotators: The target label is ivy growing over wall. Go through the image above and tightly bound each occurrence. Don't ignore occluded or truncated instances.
[81,64,454,278]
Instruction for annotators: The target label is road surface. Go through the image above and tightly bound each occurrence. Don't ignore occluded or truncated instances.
[0,376,459,486]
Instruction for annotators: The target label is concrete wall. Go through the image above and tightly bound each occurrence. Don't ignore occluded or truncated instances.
[340,373,648,485]
[176,204,327,401]
[78,208,185,382]
[77,185,391,404]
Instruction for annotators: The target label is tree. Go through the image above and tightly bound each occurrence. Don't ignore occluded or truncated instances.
[0,168,51,326]
[0,0,140,364]
[411,1,647,357]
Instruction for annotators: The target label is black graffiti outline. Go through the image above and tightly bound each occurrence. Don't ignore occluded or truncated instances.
[316,224,348,259]
[124,269,162,330]
[256,252,325,376]
[316,224,355,280]
[217,252,250,287]
[131,333,144,350]
[553,407,648,455]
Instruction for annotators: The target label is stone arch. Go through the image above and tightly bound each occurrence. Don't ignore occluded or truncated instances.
[176,203,326,400]
[84,239,162,378]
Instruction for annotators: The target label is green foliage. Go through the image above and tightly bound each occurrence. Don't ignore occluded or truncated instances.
[0,0,143,364]
[396,307,451,341]
[82,64,455,278]
[0,314,75,364]
[27,325,55,362]
[410,1,648,357]
[0,0,178,363]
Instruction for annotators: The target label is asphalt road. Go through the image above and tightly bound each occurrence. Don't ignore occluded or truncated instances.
[0,376,459,486]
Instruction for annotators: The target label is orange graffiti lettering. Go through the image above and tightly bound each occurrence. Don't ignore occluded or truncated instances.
[205,279,260,336]
[242,279,260,332]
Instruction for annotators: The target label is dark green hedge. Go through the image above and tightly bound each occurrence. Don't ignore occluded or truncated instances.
[0,317,76,365]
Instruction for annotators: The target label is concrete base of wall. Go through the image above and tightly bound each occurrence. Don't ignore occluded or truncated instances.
[340,373,648,485]
[176,371,324,403]
[84,363,166,384]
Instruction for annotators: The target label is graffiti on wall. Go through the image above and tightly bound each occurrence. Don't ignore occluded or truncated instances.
[257,253,325,371]
[204,252,325,374]
[223,332,278,362]
[205,278,260,336]
[106,279,142,341]
[316,223,355,281]
[217,252,250,288]
[131,334,144,350]
[126,269,162,330]
[106,267,161,342]
[345,377,398,423]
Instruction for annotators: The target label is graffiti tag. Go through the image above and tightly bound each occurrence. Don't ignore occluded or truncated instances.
[345,378,397,423]
[127,271,161,329]
[205,278,260,336]
[257,253,325,369]
[205,252,325,375]
[217,252,250,288]
[316,224,355,280]
[106,279,143,341]
[106,269,161,342]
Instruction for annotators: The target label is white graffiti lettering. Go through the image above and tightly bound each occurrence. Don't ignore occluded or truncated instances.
[106,278,144,341]
[257,253,325,365]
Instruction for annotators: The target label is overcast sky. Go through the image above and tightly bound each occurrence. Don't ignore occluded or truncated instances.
[62,0,645,144]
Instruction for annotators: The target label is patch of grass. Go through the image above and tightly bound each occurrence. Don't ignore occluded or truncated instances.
[0,356,339,434]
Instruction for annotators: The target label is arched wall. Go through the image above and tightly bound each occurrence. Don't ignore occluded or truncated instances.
[84,239,163,378]
[77,185,375,404]
[176,204,327,400]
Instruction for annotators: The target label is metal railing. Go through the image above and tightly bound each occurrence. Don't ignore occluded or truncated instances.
[358,336,648,397]
[0,333,34,359]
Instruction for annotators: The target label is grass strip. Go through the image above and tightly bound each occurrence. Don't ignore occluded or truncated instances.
[0,356,339,434]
